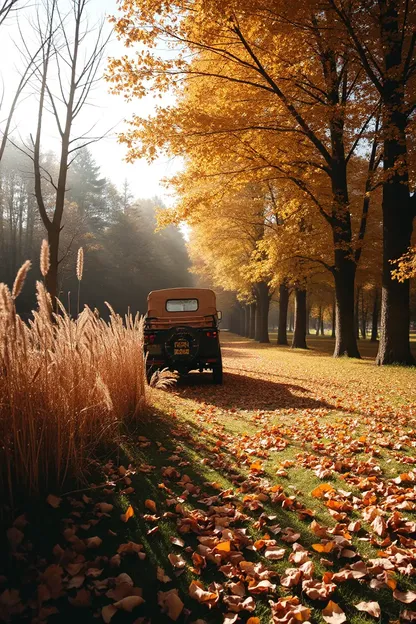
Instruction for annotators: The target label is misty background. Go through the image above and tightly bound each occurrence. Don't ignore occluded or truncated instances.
[0,1,192,315]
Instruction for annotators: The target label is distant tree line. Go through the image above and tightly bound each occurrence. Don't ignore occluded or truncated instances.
[0,145,192,316]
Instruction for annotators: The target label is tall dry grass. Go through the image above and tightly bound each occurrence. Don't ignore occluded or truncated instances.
[0,258,147,504]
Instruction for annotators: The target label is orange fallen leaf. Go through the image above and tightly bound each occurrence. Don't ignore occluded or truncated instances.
[189,580,218,605]
[311,484,335,498]
[120,505,134,522]
[322,600,346,624]
[145,499,157,513]
[215,540,231,552]
[312,542,335,553]
[250,461,263,472]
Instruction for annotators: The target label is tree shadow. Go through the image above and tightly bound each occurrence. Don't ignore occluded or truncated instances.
[110,407,337,623]
[174,371,339,412]
[220,345,257,359]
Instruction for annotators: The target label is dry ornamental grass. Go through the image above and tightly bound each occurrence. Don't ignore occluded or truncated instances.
[0,252,148,504]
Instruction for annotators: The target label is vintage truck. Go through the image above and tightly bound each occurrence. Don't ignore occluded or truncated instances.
[144,287,223,383]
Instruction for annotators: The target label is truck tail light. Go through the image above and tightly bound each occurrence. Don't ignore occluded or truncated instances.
[145,333,156,344]
[206,331,218,338]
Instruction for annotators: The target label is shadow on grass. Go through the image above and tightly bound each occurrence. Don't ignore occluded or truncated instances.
[114,406,403,624]
[173,371,340,413]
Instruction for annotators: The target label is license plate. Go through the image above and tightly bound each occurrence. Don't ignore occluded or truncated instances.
[174,340,189,355]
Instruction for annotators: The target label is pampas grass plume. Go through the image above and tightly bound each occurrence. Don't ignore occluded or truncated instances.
[40,240,50,278]
[0,283,13,316]
[76,247,84,281]
[12,261,31,300]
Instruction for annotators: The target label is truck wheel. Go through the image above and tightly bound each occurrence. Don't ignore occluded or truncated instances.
[212,363,223,385]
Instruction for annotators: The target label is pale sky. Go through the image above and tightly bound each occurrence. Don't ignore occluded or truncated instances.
[0,0,179,203]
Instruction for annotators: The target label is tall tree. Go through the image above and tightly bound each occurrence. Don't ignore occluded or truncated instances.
[108,0,381,358]
[186,183,274,342]
[25,0,110,309]
[329,0,416,364]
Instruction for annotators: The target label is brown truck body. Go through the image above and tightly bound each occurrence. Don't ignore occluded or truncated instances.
[144,288,223,383]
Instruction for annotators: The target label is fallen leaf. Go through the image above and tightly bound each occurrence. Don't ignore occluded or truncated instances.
[145,499,157,513]
[312,542,334,553]
[46,494,61,508]
[393,590,416,604]
[102,604,117,623]
[311,484,335,498]
[355,601,381,618]
[85,536,102,549]
[114,595,145,611]
[158,588,184,621]
[97,502,114,513]
[215,541,231,553]
[189,580,218,605]
[120,505,135,522]
[68,588,91,608]
[168,553,186,569]
[322,600,347,624]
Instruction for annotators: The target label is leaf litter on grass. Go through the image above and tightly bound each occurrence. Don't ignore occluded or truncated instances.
[1,335,416,623]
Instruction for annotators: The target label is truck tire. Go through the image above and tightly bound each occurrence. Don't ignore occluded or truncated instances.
[212,362,223,385]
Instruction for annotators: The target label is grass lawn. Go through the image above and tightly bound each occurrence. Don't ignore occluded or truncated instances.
[1,333,416,623]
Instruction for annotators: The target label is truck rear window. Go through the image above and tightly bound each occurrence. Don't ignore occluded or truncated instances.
[166,298,198,312]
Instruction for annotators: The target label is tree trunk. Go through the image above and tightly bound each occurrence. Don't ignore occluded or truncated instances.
[316,308,321,335]
[239,306,245,336]
[376,5,414,365]
[249,303,256,339]
[320,315,324,335]
[327,80,361,358]
[354,287,360,340]
[289,310,294,332]
[242,306,248,337]
[331,297,336,338]
[371,288,379,342]
[361,316,367,340]
[291,288,307,349]
[277,282,289,345]
[333,260,361,358]
[45,227,60,312]
[375,119,414,362]
[361,292,367,339]
[255,281,270,343]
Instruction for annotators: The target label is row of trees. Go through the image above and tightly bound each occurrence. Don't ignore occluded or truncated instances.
[108,0,416,364]
[228,281,390,347]
[0,145,192,315]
